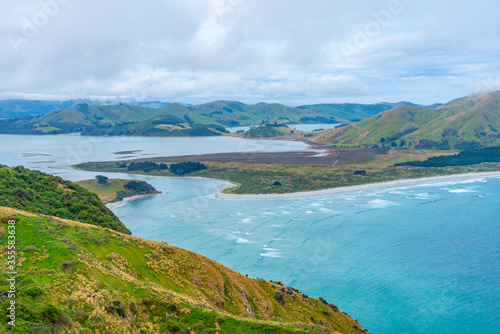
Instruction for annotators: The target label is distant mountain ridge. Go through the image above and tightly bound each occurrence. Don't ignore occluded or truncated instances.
[316,91,500,150]
[0,98,440,136]
[0,99,170,119]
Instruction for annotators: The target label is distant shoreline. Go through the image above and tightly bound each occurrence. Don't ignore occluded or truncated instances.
[212,171,500,200]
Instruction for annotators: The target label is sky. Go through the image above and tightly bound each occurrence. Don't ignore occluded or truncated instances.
[1,0,500,106]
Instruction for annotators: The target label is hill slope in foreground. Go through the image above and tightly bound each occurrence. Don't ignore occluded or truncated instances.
[0,207,369,334]
[0,165,129,234]
[317,91,500,149]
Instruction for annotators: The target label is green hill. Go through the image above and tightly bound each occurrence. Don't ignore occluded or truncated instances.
[243,123,299,139]
[0,98,443,136]
[318,91,500,149]
[0,165,129,234]
[298,101,441,123]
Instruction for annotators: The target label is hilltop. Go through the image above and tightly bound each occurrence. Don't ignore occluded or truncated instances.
[315,91,500,149]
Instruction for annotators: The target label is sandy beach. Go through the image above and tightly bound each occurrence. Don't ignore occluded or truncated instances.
[106,193,159,209]
[212,171,500,200]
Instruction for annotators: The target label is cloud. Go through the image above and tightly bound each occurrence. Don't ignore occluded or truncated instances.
[0,0,499,105]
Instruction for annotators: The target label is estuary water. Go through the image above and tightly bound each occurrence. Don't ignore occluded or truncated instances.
[0,134,499,334]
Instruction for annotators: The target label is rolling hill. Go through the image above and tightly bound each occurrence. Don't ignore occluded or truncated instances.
[316,91,500,149]
[0,99,170,119]
[0,98,441,136]
[298,101,441,123]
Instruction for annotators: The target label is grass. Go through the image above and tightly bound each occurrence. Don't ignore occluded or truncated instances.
[0,207,368,334]
[75,179,131,203]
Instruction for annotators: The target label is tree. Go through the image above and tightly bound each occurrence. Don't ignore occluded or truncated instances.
[95,175,108,185]
[380,137,386,143]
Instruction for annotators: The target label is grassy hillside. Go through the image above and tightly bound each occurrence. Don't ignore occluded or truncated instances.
[317,91,500,149]
[0,103,171,135]
[0,165,129,234]
[75,178,160,203]
[0,207,369,334]
[298,101,439,123]
[0,99,113,119]
[242,124,302,139]
[85,113,229,137]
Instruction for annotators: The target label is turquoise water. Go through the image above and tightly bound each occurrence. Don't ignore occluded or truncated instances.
[113,176,500,334]
[1,134,499,334]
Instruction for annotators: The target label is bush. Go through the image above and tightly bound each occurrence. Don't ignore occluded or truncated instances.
[24,246,40,253]
[30,322,52,334]
[24,286,43,298]
[39,304,61,324]
[74,310,89,323]
[274,291,286,305]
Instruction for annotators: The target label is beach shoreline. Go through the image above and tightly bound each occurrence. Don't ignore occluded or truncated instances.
[106,193,159,209]
[212,171,500,200]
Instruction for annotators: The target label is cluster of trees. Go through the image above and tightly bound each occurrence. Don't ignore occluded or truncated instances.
[114,180,158,202]
[125,162,169,173]
[169,162,207,175]
[395,146,500,167]
[119,161,207,175]
[0,165,130,234]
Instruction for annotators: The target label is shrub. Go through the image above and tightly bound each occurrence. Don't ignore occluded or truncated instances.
[25,286,43,298]
[39,304,61,324]
[24,245,40,253]
[274,291,286,305]
[30,323,52,334]
[74,310,89,323]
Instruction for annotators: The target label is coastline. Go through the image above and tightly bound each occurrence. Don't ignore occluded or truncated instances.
[212,171,500,200]
[106,193,159,210]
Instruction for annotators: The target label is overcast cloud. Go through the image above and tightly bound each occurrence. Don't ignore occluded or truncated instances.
[1,0,499,105]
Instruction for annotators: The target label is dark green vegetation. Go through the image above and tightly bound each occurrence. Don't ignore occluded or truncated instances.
[395,146,500,167]
[0,165,129,234]
[0,208,369,334]
[122,161,206,175]
[0,98,441,136]
[76,179,159,203]
[318,91,500,149]
[169,162,207,175]
[243,123,293,138]
[95,175,108,185]
[126,161,169,173]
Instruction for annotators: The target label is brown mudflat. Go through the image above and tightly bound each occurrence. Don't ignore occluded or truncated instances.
[127,147,385,165]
